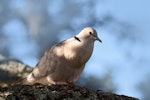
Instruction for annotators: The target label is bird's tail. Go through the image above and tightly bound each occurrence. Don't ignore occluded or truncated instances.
[13,78,26,85]
[12,77,33,86]
[12,74,36,86]
[12,74,53,86]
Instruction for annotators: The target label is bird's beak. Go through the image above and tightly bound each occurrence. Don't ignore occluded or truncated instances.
[96,37,102,43]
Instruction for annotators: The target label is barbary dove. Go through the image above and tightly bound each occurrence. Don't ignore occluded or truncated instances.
[18,27,102,85]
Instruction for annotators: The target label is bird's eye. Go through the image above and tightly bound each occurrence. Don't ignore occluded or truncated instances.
[89,32,92,35]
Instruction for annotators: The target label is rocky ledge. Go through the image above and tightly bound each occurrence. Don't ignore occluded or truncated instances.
[0,84,139,100]
[0,55,139,100]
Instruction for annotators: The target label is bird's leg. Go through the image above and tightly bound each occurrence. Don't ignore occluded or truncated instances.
[52,81,58,85]
[66,81,74,85]
[66,81,84,89]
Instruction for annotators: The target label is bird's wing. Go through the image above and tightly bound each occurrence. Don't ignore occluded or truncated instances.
[31,42,65,79]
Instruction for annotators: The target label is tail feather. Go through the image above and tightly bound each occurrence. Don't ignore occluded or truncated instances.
[12,77,35,86]
[12,74,37,85]
[12,74,52,86]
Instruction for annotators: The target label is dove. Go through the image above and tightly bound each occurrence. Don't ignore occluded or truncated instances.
[18,27,102,85]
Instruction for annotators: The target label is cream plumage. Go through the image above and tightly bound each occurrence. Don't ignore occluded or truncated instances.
[19,27,102,85]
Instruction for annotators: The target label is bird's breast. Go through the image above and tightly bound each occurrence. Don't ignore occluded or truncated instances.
[64,42,94,66]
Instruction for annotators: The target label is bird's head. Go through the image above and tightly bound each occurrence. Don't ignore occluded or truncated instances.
[76,27,102,43]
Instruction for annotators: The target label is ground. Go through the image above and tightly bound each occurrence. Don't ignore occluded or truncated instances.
[0,84,139,100]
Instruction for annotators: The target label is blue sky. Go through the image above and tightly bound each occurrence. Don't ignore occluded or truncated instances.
[93,0,150,98]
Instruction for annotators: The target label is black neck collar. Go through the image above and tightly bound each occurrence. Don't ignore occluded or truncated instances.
[74,36,81,42]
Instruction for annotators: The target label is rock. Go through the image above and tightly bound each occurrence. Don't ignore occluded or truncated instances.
[0,54,32,87]
[0,55,139,99]
[0,84,139,100]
